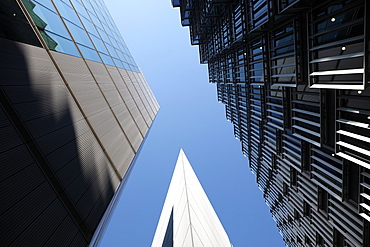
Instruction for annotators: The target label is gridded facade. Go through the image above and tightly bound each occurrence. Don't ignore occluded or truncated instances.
[173,0,370,246]
[0,0,159,246]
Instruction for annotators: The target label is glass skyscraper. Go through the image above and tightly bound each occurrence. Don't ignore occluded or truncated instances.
[173,0,370,246]
[0,0,159,245]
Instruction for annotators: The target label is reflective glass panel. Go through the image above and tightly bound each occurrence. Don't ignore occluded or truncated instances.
[99,52,114,66]
[69,0,89,18]
[105,43,118,58]
[44,30,80,56]
[78,44,101,62]
[90,34,108,54]
[113,58,123,69]
[64,20,93,47]
[80,16,98,36]
[97,27,110,43]
[52,0,80,24]
[32,0,55,12]
[28,2,70,37]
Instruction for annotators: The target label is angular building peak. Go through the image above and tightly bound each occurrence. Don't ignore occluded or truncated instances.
[152,150,232,247]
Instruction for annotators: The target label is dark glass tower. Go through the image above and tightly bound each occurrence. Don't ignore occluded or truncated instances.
[0,0,159,245]
[173,0,370,246]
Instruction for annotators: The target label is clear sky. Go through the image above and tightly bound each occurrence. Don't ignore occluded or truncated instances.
[97,1,285,246]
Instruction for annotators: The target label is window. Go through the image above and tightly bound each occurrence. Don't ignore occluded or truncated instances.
[303,201,311,217]
[318,188,328,213]
[345,161,359,204]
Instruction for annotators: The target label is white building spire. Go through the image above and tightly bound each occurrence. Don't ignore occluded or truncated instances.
[152,149,232,247]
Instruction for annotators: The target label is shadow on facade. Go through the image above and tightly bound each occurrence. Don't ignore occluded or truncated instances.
[0,3,114,245]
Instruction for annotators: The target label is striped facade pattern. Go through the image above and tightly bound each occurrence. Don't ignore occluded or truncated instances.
[0,0,158,245]
[173,0,370,246]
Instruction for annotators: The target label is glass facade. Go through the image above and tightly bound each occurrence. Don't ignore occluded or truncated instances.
[0,0,159,246]
[21,0,139,71]
[173,0,370,246]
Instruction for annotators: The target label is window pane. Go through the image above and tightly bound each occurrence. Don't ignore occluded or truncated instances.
[90,34,108,54]
[52,0,80,25]
[45,30,80,56]
[64,20,93,48]
[99,52,114,66]
[78,44,101,62]
[27,1,70,38]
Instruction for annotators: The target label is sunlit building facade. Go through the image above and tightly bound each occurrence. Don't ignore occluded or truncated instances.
[152,149,232,247]
[173,0,370,246]
[0,0,159,245]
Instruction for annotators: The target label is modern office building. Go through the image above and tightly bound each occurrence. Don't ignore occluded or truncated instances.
[173,0,370,246]
[0,0,159,246]
[152,149,232,247]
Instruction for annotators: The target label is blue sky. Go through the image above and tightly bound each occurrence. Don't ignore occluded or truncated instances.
[97,1,285,246]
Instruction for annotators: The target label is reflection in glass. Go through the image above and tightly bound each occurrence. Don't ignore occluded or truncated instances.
[21,0,139,72]
[80,16,99,37]
[25,1,69,37]
[64,20,93,47]
[90,34,108,54]
[53,0,81,24]
[45,30,80,56]
[99,52,114,66]
[78,44,101,62]
[22,0,80,57]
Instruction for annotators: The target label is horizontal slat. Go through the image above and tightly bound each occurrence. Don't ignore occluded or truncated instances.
[271,52,295,60]
[293,117,320,127]
[337,107,370,116]
[267,109,283,115]
[337,119,370,129]
[271,74,296,78]
[337,152,370,169]
[310,68,363,76]
[267,115,283,124]
[292,108,320,117]
[312,171,341,191]
[311,163,341,183]
[360,203,370,212]
[360,193,370,201]
[337,130,370,143]
[311,157,342,174]
[267,102,282,108]
[309,35,364,51]
[293,125,320,137]
[271,63,295,69]
[337,141,370,157]
[362,172,370,179]
[361,182,370,190]
[359,213,370,222]
[310,84,364,89]
[310,52,363,64]
[292,133,321,147]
